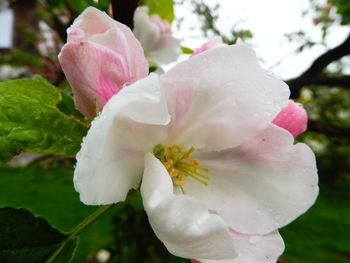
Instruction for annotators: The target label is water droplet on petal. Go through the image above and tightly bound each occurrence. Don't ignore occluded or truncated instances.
[249,235,262,244]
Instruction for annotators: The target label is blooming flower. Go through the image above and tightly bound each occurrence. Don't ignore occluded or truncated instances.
[273,100,308,137]
[133,6,181,65]
[192,37,225,56]
[74,44,318,262]
[59,7,148,118]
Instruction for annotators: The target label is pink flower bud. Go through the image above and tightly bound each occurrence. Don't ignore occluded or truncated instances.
[133,6,181,65]
[149,15,172,35]
[273,100,308,137]
[192,37,225,56]
[59,7,148,118]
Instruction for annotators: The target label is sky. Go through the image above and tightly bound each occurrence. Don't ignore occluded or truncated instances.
[174,0,349,79]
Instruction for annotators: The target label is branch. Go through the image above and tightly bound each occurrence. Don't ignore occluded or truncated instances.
[311,75,350,88]
[111,0,140,29]
[287,33,350,98]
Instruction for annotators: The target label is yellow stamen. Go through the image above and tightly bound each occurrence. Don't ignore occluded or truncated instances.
[153,144,210,187]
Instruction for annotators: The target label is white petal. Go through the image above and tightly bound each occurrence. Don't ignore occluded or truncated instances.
[197,230,284,263]
[161,44,290,151]
[147,35,181,65]
[74,74,170,205]
[185,125,318,234]
[133,6,160,51]
[141,153,237,260]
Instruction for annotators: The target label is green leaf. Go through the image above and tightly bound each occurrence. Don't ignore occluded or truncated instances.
[0,207,78,263]
[46,238,79,263]
[147,0,175,22]
[0,166,117,262]
[0,79,87,163]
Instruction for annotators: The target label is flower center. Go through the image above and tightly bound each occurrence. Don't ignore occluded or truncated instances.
[153,144,210,187]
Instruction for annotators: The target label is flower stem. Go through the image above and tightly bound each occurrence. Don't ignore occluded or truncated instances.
[46,204,114,262]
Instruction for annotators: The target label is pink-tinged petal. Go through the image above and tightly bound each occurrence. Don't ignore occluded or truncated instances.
[74,74,169,205]
[184,124,318,235]
[60,7,148,117]
[150,15,172,34]
[59,41,129,118]
[194,230,284,263]
[192,37,225,56]
[273,100,308,137]
[161,44,290,151]
[141,153,237,260]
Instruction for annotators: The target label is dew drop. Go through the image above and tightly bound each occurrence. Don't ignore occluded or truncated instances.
[249,235,262,244]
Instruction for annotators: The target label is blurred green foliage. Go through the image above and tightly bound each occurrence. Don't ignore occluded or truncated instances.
[329,0,350,25]
[281,178,350,263]
[44,0,110,13]
[147,0,174,22]
[298,85,350,181]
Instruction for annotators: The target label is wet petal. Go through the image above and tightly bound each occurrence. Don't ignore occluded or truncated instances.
[195,230,284,263]
[185,125,318,234]
[141,153,237,260]
[74,74,169,204]
[162,44,290,151]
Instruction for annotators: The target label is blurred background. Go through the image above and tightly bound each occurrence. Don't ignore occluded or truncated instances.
[0,0,349,262]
